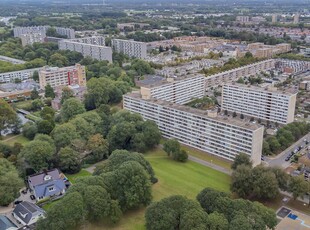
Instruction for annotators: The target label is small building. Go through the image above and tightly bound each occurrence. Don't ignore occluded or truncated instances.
[27,169,66,201]
[0,215,17,230]
[299,81,310,90]
[12,201,45,226]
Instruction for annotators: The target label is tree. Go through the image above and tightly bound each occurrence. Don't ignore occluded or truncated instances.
[237,77,245,84]
[0,158,24,206]
[61,98,86,122]
[22,122,38,140]
[288,176,310,200]
[60,86,74,104]
[83,185,120,222]
[95,150,156,183]
[86,134,109,163]
[229,214,252,230]
[36,192,84,230]
[31,99,44,111]
[231,153,252,170]
[107,121,136,151]
[197,187,229,214]
[145,195,208,230]
[40,107,55,121]
[251,167,279,199]
[232,112,237,118]
[102,161,152,211]
[206,212,229,230]
[69,117,94,140]
[30,88,40,100]
[51,123,80,150]
[58,147,81,174]
[0,99,18,135]
[231,165,253,198]
[163,139,180,157]
[37,119,55,135]
[49,53,68,67]
[19,140,55,172]
[32,70,39,82]
[271,167,290,191]
[44,84,55,98]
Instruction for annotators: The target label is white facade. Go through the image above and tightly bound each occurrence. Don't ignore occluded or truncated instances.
[39,64,86,89]
[205,59,276,87]
[20,33,46,46]
[0,68,41,83]
[14,26,75,39]
[124,93,263,166]
[112,39,147,59]
[141,76,205,105]
[58,38,112,62]
[221,84,297,124]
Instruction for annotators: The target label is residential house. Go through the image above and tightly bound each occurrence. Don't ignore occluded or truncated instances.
[0,215,17,230]
[27,169,66,201]
[12,202,45,226]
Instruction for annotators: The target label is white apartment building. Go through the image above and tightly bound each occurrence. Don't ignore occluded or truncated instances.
[124,93,263,166]
[14,26,75,39]
[275,59,310,74]
[39,64,86,89]
[112,39,147,59]
[140,75,205,105]
[0,68,41,83]
[58,37,112,62]
[236,16,250,23]
[221,84,297,124]
[20,33,46,46]
[205,59,275,87]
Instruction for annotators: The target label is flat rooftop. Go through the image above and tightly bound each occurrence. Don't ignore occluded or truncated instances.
[224,83,298,96]
[141,74,205,88]
[126,92,263,131]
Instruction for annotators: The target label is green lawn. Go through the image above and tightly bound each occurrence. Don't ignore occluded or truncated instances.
[66,169,92,184]
[145,149,230,200]
[0,134,30,146]
[160,138,232,170]
[87,148,231,230]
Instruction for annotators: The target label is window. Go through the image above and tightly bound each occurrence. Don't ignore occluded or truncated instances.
[48,187,55,192]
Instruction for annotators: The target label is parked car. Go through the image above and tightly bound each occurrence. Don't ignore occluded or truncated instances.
[30,195,35,200]
[14,200,23,205]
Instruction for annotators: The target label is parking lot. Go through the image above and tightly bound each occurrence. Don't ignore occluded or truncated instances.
[276,207,310,230]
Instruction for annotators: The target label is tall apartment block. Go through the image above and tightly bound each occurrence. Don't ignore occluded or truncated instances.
[124,92,264,166]
[140,75,205,104]
[276,59,310,74]
[14,26,75,39]
[236,16,250,23]
[112,39,147,59]
[221,83,297,124]
[205,59,275,87]
[0,68,41,83]
[293,14,300,24]
[39,64,86,90]
[58,36,112,62]
[272,14,278,23]
[20,33,46,46]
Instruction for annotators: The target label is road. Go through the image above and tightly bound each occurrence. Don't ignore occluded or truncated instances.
[265,133,310,168]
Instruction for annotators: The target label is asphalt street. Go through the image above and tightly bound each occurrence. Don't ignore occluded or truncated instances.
[265,133,310,168]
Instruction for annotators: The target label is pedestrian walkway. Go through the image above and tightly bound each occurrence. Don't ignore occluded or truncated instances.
[188,155,232,175]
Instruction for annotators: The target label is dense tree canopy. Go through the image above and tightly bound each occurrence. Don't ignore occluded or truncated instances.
[0,99,18,135]
[0,158,24,206]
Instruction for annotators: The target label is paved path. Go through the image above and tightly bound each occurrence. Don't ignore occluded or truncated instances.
[1,134,22,142]
[188,155,232,175]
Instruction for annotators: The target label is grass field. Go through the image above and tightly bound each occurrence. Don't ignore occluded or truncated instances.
[0,134,30,146]
[87,148,231,230]
[66,169,92,184]
[160,138,232,170]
